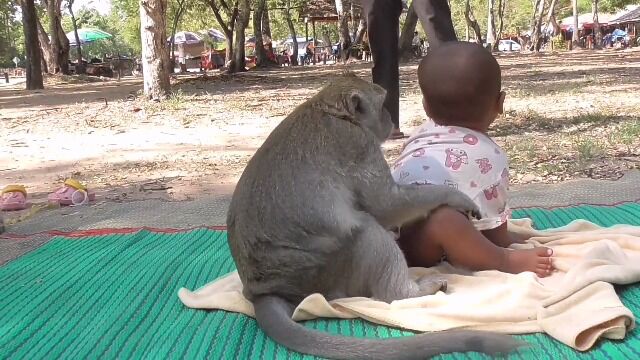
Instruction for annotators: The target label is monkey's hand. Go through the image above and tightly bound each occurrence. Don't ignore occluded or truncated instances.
[439,190,482,220]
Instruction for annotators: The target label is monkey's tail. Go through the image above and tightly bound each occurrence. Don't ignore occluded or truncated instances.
[253,295,528,360]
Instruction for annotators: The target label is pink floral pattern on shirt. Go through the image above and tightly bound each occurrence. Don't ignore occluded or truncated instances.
[392,119,510,231]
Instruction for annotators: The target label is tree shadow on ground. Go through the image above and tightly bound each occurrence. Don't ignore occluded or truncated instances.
[490,113,638,138]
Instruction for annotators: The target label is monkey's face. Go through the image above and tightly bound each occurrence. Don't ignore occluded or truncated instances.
[362,97,394,142]
[348,85,393,142]
[326,75,393,142]
[375,108,394,141]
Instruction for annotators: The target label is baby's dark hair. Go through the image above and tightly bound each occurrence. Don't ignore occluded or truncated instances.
[418,42,502,125]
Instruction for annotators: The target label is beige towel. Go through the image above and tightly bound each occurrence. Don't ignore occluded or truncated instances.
[178,219,640,351]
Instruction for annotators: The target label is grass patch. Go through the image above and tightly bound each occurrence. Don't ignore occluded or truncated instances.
[615,120,640,153]
[573,137,605,162]
[143,89,189,114]
[569,111,610,126]
[163,89,188,110]
[492,110,614,137]
[538,162,566,175]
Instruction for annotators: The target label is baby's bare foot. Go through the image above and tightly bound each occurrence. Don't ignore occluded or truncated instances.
[501,247,553,277]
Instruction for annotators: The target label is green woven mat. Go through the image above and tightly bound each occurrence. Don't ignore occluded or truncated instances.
[1,204,640,360]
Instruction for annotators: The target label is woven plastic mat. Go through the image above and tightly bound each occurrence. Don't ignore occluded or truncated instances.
[1,204,639,359]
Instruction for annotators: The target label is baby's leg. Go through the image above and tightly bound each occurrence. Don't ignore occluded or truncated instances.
[481,223,526,248]
[397,207,554,277]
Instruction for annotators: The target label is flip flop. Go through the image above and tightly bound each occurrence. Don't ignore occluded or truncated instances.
[48,179,96,206]
[388,130,409,140]
[1,185,28,211]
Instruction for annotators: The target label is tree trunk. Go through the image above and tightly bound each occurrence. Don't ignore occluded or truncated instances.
[335,0,352,61]
[464,0,483,44]
[31,3,52,72]
[529,0,547,51]
[20,0,43,89]
[46,0,69,74]
[550,15,561,35]
[353,18,367,45]
[58,26,70,74]
[229,0,249,73]
[262,4,273,54]
[572,0,579,48]
[67,0,85,74]
[262,6,271,39]
[284,0,298,66]
[139,0,171,100]
[40,49,49,73]
[496,0,506,43]
[350,1,356,39]
[206,0,237,65]
[487,0,496,50]
[169,0,187,73]
[322,31,332,52]
[592,0,601,49]
[46,0,60,73]
[253,0,268,66]
[398,1,418,60]
[546,0,559,36]
[224,34,233,64]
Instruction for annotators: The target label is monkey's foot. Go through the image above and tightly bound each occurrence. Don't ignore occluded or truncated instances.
[502,247,554,278]
[416,276,447,295]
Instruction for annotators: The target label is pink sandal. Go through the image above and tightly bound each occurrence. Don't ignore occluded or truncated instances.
[1,185,28,211]
[48,179,96,206]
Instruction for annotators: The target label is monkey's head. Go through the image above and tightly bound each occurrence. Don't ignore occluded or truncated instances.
[315,73,394,142]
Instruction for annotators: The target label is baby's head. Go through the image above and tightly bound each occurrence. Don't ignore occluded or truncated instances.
[418,42,505,132]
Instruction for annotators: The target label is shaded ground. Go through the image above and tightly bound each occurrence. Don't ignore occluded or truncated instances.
[1,48,639,226]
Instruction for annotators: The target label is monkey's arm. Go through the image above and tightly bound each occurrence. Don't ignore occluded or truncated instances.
[355,151,480,229]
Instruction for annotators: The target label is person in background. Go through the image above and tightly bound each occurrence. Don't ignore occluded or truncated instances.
[361,0,457,139]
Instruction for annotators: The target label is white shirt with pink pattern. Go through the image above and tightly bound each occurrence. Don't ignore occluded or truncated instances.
[391,119,511,231]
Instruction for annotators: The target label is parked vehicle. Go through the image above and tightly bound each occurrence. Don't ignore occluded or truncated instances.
[498,39,521,52]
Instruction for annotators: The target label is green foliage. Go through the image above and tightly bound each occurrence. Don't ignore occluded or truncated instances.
[599,0,638,13]
[551,34,569,50]
[0,0,23,67]
[6,0,638,64]
[63,6,137,59]
[111,0,142,55]
[449,0,534,40]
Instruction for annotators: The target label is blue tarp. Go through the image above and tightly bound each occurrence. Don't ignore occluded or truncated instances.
[611,29,628,37]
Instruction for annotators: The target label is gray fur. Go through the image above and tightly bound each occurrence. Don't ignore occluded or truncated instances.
[226,74,525,359]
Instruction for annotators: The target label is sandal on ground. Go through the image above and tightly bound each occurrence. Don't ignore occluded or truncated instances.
[1,185,28,211]
[388,129,408,140]
[48,179,96,206]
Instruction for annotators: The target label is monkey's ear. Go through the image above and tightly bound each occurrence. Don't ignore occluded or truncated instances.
[348,92,364,115]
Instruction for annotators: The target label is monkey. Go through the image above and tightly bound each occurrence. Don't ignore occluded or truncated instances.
[225,73,525,359]
[109,56,132,81]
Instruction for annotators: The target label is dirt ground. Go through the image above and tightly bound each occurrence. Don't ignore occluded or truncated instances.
[1,48,639,211]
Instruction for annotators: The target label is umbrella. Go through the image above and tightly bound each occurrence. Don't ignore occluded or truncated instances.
[201,28,226,42]
[245,35,272,45]
[66,28,112,46]
[168,31,203,45]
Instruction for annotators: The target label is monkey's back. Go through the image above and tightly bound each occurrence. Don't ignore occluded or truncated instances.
[227,102,375,302]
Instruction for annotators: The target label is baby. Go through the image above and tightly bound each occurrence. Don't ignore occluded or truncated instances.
[392,42,553,277]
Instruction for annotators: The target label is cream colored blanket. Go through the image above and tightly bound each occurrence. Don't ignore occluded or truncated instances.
[178,219,640,351]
